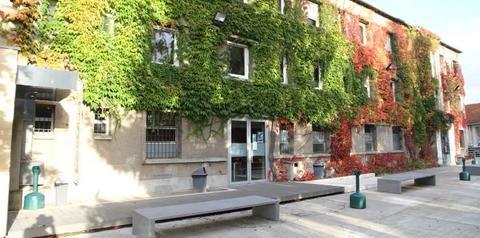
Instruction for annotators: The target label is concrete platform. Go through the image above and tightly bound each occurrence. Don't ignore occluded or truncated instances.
[67,166,480,238]
[6,182,342,237]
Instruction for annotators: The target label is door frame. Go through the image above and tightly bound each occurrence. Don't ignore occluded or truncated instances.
[227,118,269,185]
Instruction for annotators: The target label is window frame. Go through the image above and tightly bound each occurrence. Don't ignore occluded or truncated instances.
[364,76,371,98]
[306,1,319,27]
[279,0,285,14]
[145,111,180,159]
[34,103,55,134]
[279,123,294,155]
[313,64,323,90]
[385,32,393,52]
[364,124,377,152]
[359,22,367,45]
[392,126,403,151]
[152,28,179,66]
[227,41,250,80]
[281,55,288,84]
[391,80,397,102]
[312,125,330,154]
[93,110,110,136]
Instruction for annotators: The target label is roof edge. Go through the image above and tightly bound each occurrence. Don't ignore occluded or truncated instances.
[350,0,462,54]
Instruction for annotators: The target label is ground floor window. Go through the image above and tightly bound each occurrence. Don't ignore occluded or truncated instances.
[392,126,403,150]
[146,111,178,158]
[312,125,330,153]
[94,110,109,135]
[459,129,465,148]
[34,104,55,133]
[364,124,377,152]
[279,123,294,154]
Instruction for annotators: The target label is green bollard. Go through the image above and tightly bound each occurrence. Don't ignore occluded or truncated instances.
[350,170,366,209]
[23,166,45,210]
[459,157,471,181]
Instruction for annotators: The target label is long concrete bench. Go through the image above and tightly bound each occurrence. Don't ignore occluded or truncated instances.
[377,172,436,194]
[132,195,280,238]
[465,166,480,175]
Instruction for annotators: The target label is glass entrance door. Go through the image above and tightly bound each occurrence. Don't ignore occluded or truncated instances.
[230,120,267,183]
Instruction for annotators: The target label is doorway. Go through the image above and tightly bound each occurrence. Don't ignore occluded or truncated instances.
[228,119,268,184]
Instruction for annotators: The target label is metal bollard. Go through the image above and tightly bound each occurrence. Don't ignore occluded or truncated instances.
[23,166,45,210]
[350,170,366,209]
[459,157,471,181]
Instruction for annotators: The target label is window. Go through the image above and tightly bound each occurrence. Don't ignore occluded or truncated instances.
[392,126,403,150]
[475,127,480,145]
[228,41,249,79]
[102,13,115,35]
[430,52,437,77]
[459,130,465,148]
[391,80,397,102]
[359,22,367,45]
[279,123,293,154]
[281,55,288,84]
[306,1,319,27]
[312,125,330,153]
[385,33,393,52]
[313,64,323,89]
[279,0,285,14]
[153,28,178,65]
[34,104,55,133]
[364,124,376,152]
[364,76,371,98]
[146,111,178,158]
[94,110,109,135]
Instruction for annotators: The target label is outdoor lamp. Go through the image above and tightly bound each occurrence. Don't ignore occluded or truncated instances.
[213,12,226,26]
[386,63,397,71]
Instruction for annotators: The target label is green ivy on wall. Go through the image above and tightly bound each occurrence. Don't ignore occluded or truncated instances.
[8,0,357,130]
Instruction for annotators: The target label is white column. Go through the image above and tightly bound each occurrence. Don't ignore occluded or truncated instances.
[448,125,457,165]
[435,130,443,165]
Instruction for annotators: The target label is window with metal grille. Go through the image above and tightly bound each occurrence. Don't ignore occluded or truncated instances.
[392,126,403,150]
[94,110,109,135]
[364,124,376,152]
[312,125,330,153]
[146,111,178,158]
[34,104,55,133]
[279,123,293,154]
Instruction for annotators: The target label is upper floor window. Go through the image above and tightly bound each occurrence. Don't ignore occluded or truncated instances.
[228,41,250,80]
[391,80,397,102]
[279,123,294,154]
[385,32,393,52]
[359,22,367,45]
[34,104,55,133]
[313,64,323,89]
[153,28,178,65]
[364,124,377,152]
[94,110,110,136]
[312,125,330,153]
[278,0,285,14]
[146,111,178,158]
[392,126,403,150]
[281,55,288,84]
[364,76,372,98]
[307,1,319,27]
[102,13,115,35]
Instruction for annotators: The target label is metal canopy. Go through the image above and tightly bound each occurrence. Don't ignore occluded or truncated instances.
[16,65,80,91]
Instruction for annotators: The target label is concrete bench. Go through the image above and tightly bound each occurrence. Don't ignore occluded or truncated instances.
[377,172,436,194]
[465,166,480,175]
[132,195,279,238]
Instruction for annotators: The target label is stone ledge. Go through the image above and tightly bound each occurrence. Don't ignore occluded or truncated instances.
[143,157,227,164]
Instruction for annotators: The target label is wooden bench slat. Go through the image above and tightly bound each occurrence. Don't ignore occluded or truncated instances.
[135,195,277,220]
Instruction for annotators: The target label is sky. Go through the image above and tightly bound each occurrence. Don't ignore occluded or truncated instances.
[364,0,480,104]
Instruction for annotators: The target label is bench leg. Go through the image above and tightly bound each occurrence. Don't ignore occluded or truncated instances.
[132,213,155,238]
[377,180,402,194]
[252,202,280,221]
[414,176,436,186]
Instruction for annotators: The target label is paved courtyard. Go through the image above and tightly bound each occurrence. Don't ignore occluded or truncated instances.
[66,166,480,238]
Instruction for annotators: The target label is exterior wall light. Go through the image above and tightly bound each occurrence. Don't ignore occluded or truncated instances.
[386,63,397,71]
[213,12,226,27]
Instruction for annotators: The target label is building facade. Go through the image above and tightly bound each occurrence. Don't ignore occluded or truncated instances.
[0,0,467,236]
